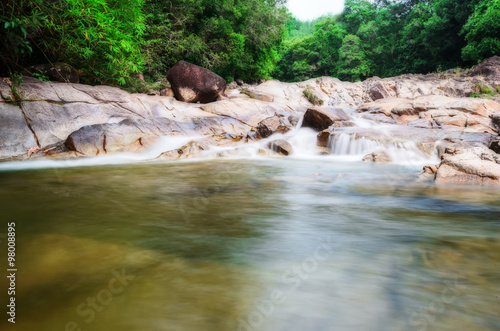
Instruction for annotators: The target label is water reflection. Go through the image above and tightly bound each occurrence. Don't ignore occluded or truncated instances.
[0,159,499,330]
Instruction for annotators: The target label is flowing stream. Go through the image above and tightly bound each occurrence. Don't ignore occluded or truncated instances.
[0,115,499,331]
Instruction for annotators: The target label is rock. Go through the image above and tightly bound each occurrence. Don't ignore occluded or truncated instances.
[227,81,238,90]
[0,103,39,159]
[65,118,177,156]
[492,112,500,131]
[267,140,292,156]
[256,116,291,138]
[236,79,244,86]
[160,87,175,97]
[28,62,79,83]
[435,146,500,186]
[317,130,331,148]
[166,61,226,103]
[302,107,350,131]
[159,141,209,160]
[0,79,11,100]
[21,101,141,147]
[368,80,396,100]
[242,90,274,102]
[469,56,500,82]
[288,115,301,127]
[422,164,439,176]
[362,150,392,163]
[147,89,160,96]
[490,137,500,154]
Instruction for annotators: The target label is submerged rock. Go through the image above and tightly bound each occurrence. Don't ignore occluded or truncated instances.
[362,151,392,163]
[166,61,226,103]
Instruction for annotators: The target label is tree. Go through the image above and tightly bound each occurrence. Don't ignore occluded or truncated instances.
[142,0,288,82]
[0,0,145,85]
[462,0,500,63]
[337,34,373,81]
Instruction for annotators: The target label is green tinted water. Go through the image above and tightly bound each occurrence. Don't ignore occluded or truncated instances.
[0,159,499,331]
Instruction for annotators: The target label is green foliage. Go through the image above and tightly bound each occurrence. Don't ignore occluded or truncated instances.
[303,86,323,105]
[276,0,499,82]
[32,70,50,82]
[475,83,496,96]
[462,0,500,63]
[337,34,373,81]
[142,0,288,82]
[1,0,145,85]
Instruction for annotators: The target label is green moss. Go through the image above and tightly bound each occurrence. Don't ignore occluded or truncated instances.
[303,87,323,106]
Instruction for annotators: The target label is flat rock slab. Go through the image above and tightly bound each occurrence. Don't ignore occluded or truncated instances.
[0,103,38,158]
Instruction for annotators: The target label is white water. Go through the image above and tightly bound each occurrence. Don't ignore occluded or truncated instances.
[0,136,202,172]
[0,110,440,171]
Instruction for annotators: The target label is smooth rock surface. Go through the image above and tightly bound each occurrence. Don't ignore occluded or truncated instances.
[166,61,226,103]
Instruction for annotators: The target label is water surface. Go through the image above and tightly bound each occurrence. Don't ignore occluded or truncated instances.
[1,158,499,331]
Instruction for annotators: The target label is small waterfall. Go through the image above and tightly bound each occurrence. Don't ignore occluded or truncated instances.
[330,133,381,155]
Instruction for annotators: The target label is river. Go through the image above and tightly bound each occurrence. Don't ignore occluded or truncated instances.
[0,154,499,330]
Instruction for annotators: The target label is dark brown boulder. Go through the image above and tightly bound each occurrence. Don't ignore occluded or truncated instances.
[302,107,350,131]
[166,61,226,103]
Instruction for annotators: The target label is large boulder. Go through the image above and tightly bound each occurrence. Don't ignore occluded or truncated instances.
[166,61,226,103]
[302,107,350,131]
[469,56,500,82]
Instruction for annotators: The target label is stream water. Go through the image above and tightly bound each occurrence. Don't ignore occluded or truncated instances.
[1,115,500,331]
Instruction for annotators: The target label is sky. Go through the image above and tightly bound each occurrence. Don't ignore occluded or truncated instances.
[286,0,345,21]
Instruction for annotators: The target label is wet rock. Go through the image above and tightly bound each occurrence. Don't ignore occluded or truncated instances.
[166,61,226,103]
[317,130,331,148]
[65,118,177,156]
[302,107,350,131]
[159,141,209,160]
[288,115,301,127]
[28,62,79,83]
[267,140,292,156]
[435,146,500,186]
[362,151,392,163]
[422,164,439,176]
[236,79,244,86]
[256,116,290,138]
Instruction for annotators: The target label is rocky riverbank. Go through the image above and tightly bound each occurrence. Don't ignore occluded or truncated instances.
[1,57,500,186]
